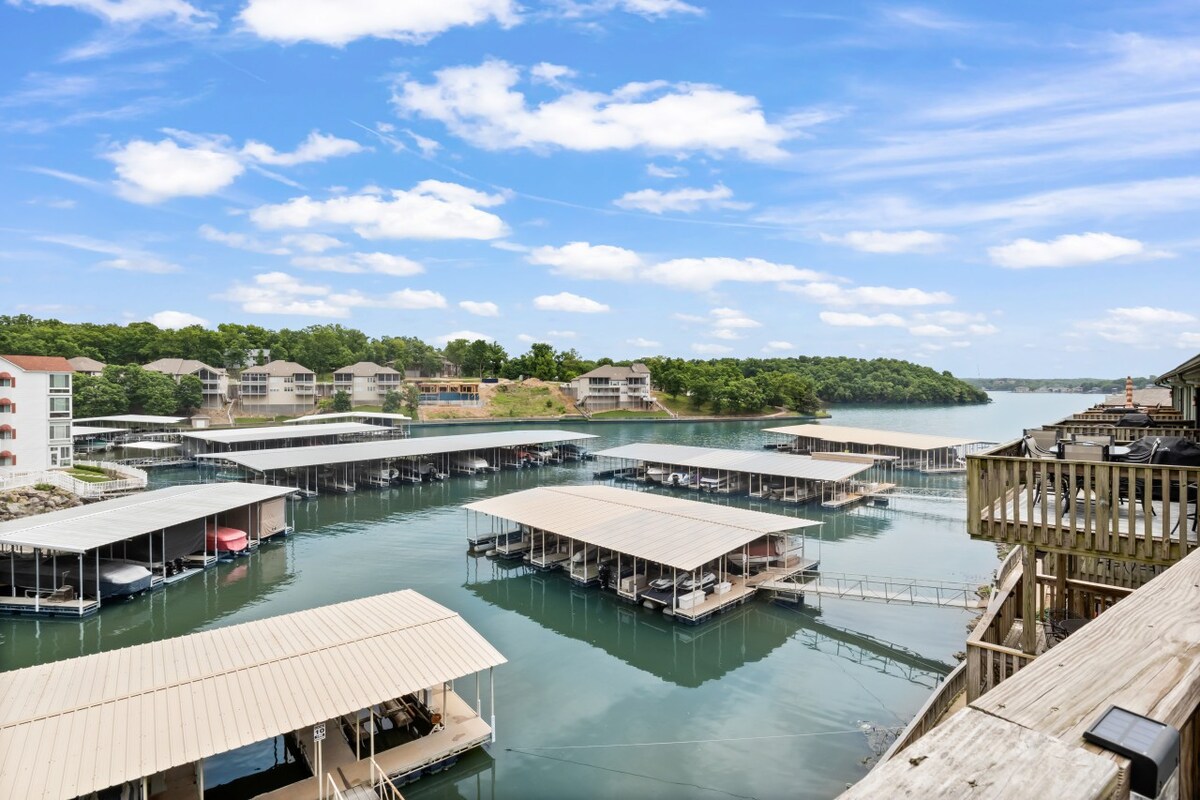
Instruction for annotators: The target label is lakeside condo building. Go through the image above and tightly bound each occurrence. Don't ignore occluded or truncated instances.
[237,360,317,414]
[332,361,403,406]
[568,363,654,412]
[0,355,74,475]
[143,358,229,408]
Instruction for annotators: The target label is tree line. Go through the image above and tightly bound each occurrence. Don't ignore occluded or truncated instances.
[1,316,988,413]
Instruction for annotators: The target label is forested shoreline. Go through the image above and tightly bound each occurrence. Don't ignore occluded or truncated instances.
[0,316,988,414]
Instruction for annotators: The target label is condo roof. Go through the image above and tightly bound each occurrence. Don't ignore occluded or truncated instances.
[0,590,506,800]
[0,355,73,372]
[241,359,314,376]
[195,429,597,472]
[0,483,294,553]
[143,357,224,376]
[334,360,401,376]
[180,421,388,444]
[465,484,818,572]
[66,356,106,372]
[594,442,873,482]
[574,363,650,380]
[763,423,985,451]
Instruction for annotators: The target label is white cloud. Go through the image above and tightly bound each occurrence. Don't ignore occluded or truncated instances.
[291,252,424,276]
[785,282,953,307]
[219,271,445,316]
[530,62,576,87]
[199,224,290,255]
[819,312,906,327]
[763,341,794,352]
[908,324,956,338]
[527,241,642,280]
[1076,306,1199,346]
[627,337,661,348]
[533,292,610,313]
[19,0,214,27]
[516,333,536,344]
[646,163,687,178]
[547,329,576,338]
[460,300,500,317]
[436,329,493,345]
[1178,332,1200,348]
[710,308,761,329]
[249,181,509,240]
[967,323,999,335]
[614,183,750,214]
[692,343,732,355]
[148,310,208,328]
[988,232,1146,269]
[37,233,181,273]
[823,229,948,254]
[644,257,823,291]
[672,313,705,323]
[618,0,702,17]
[107,138,244,203]
[241,131,363,167]
[395,59,792,160]
[238,0,518,45]
[281,233,344,253]
[490,240,530,253]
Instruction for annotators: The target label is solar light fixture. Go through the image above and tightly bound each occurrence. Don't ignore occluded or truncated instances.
[1083,705,1179,798]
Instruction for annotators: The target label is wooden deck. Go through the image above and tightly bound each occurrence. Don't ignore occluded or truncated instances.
[668,576,755,622]
[259,690,489,800]
[0,594,100,617]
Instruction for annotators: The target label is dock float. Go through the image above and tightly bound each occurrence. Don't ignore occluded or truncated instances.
[465,484,821,625]
[0,590,505,800]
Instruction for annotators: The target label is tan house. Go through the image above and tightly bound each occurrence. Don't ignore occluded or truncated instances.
[238,360,317,413]
[67,356,106,376]
[144,358,228,408]
[332,362,403,406]
[568,363,653,411]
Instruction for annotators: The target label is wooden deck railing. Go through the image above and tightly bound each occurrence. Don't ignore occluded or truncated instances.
[880,661,967,762]
[1042,421,1199,443]
[966,564,1034,701]
[967,441,1200,566]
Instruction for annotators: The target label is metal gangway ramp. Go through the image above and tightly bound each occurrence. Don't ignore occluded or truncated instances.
[760,570,984,610]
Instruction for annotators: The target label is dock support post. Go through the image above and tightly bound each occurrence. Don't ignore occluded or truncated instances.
[1021,544,1038,655]
[489,667,496,743]
[197,759,204,799]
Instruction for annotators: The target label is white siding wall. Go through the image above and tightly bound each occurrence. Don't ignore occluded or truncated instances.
[0,361,72,475]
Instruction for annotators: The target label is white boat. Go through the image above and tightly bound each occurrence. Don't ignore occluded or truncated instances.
[727,536,799,569]
[679,571,717,593]
[451,454,489,475]
[570,545,600,565]
[358,467,397,488]
[668,472,694,488]
[645,466,668,483]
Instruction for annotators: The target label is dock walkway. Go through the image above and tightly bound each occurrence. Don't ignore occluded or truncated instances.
[759,570,984,609]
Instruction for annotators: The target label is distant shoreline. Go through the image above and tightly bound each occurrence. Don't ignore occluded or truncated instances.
[411,413,825,429]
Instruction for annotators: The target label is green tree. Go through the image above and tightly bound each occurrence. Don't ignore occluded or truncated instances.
[404,383,420,418]
[443,339,470,374]
[331,390,352,412]
[72,373,129,418]
[381,389,403,414]
[174,374,204,414]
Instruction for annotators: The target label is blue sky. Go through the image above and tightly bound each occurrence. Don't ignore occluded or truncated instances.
[2,0,1199,377]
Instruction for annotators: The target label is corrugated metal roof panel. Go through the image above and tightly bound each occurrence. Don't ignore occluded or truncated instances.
[180,421,388,444]
[282,412,412,424]
[763,423,984,450]
[465,485,818,571]
[195,429,598,472]
[593,442,872,482]
[72,415,187,425]
[0,590,505,800]
[0,483,296,553]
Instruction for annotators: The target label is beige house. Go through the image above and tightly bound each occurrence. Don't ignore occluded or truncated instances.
[144,358,229,408]
[67,356,106,376]
[238,360,317,413]
[568,363,653,411]
[332,362,403,406]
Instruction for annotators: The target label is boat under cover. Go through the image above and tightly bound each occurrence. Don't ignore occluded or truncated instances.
[1,556,153,599]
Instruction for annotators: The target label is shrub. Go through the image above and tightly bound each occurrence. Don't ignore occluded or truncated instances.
[33,483,56,491]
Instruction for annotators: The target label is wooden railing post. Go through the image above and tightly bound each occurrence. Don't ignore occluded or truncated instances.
[1021,544,1038,654]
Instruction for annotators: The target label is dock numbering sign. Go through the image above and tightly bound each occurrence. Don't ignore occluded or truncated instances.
[314,723,326,742]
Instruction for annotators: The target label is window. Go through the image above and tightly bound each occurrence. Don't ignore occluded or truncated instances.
[0,400,12,413]
[49,423,70,441]
[49,397,70,418]
[0,426,12,440]
[49,373,70,391]
[0,378,11,388]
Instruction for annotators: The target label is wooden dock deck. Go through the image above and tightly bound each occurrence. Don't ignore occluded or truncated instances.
[0,594,100,617]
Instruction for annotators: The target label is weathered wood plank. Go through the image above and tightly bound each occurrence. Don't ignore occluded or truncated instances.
[838,708,1119,799]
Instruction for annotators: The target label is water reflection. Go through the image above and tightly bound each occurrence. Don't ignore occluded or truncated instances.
[464,558,951,689]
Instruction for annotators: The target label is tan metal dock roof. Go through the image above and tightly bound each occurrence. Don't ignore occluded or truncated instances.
[465,485,818,571]
[282,411,412,424]
[72,414,187,426]
[0,483,294,553]
[196,429,597,472]
[764,423,984,451]
[594,442,872,482]
[180,421,388,444]
[0,590,506,800]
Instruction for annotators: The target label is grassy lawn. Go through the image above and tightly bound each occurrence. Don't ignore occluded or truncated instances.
[489,385,568,417]
[64,467,113,483]
[589,409,671,419]
[234,416,294,425]
[656,394,780,418]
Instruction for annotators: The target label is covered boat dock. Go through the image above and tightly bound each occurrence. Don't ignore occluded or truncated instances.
[0,590,506,800]
[196,429,597,494]
[0,482,295,617]
[284,410,412,430]
[72,413,188,433]
[593,442,879,504]
[465,485,820,624]
[179,421,398,457]
[764,423,992,473]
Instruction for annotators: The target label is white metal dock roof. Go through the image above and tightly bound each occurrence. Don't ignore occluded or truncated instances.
[72,414,187,426]
[196,429,597,472]
[0,483,295,553]
[180,421,388,444]
[594,442,872,482]
[70,425,123,438]
[283,411,412,424]
[122,441,179,452]
[763,423,984,451]
[465,485,819,571]
[0,590,506,800]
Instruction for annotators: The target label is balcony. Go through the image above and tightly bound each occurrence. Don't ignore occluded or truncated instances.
[967,439,1200,567]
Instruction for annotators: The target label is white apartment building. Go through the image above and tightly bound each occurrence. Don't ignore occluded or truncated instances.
[568,363,653,411]
[332,362,403,406]
[0,355,74,474]
[143,358,229,408]
[238,360,317,413]
[67,356,106,376]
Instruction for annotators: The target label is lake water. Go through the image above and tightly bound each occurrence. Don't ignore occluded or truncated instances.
[0,392,1099,800]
